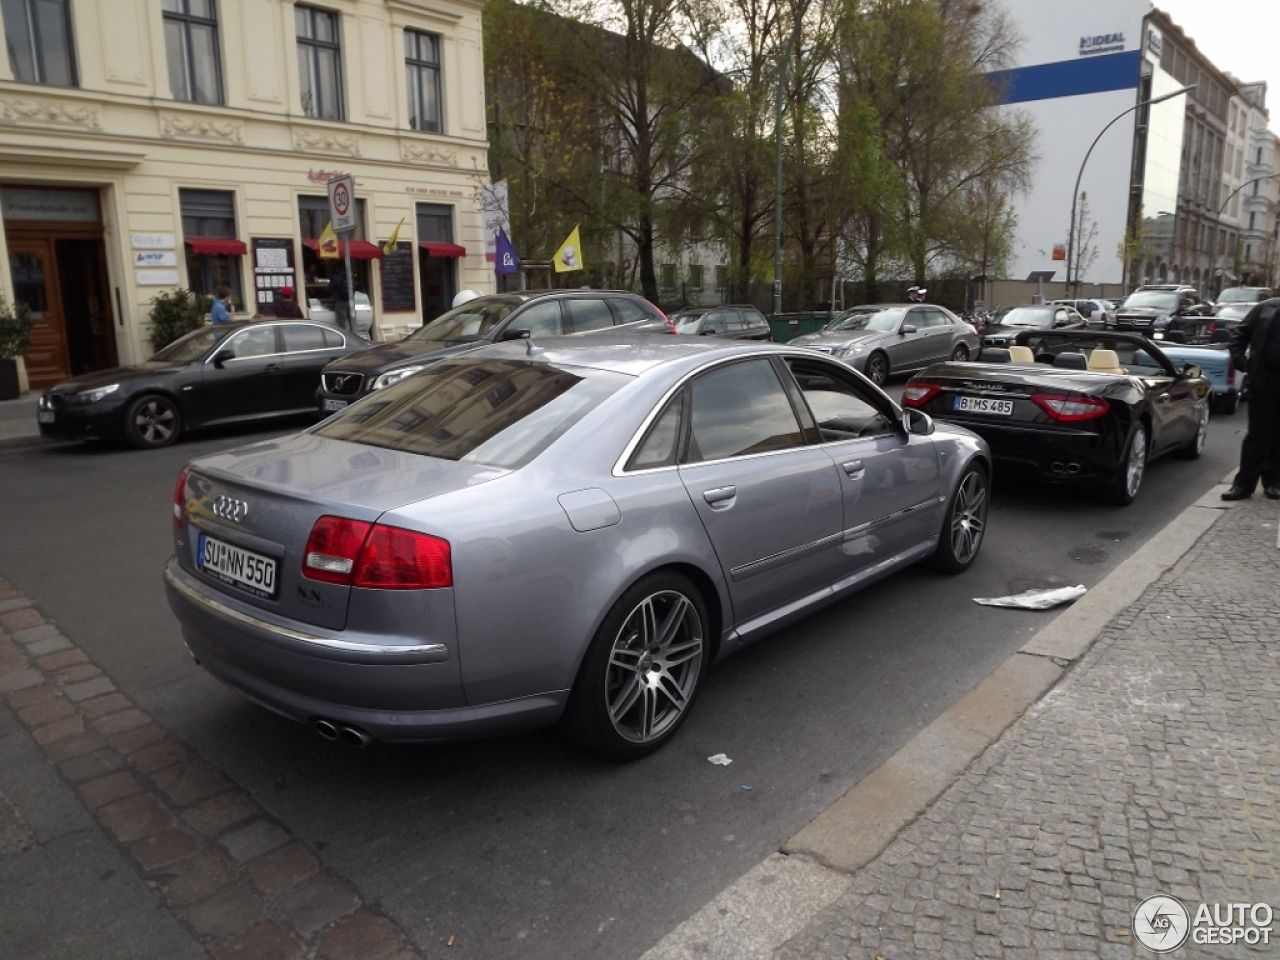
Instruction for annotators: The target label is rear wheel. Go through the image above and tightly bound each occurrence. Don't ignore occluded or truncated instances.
[561,571,709,760]
[950,344,969,362]
[123,394,182,449]
[1101,424,1147,505]
[931,465,988,573]
[865,351,889,386]
[1178,404,1209,459]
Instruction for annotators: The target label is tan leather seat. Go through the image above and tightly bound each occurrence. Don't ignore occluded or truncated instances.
[1087,349,1126,375]
[1008,345,1035,364]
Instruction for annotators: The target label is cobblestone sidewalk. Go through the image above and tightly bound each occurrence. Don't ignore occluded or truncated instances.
[776,495,1280,959]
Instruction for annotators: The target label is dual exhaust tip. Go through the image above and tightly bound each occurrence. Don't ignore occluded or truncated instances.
[1050,460,1083,476]
[313,718,372,748]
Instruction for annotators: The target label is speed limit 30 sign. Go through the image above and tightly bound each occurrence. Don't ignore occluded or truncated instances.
[327,174,356,233]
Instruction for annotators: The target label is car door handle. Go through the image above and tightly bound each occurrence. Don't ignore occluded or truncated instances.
[702,486,737,509]
[842,460,865,478]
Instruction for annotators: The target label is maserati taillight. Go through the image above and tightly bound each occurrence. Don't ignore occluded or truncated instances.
[901,382,940,407]
[1031,394,1108,422]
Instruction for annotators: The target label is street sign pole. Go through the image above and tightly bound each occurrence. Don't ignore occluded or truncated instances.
[327,174,358,332]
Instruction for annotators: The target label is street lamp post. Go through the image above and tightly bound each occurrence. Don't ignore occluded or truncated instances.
[773,2,811,317]
[1067,84,1195,297]
[1211,172,1280,291]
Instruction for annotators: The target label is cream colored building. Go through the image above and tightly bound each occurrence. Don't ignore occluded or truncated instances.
[0,0,491,389]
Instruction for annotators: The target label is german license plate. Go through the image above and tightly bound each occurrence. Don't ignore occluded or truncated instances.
[37,411,55,423]
[197,533,278,599]
[955,396,1013,416]
[321,398,348,412]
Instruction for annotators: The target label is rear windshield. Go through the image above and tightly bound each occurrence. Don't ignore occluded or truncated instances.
[314,358,630,468]
[999,307,1056,328]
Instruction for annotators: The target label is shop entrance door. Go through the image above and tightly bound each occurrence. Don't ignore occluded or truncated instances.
[8,240,70,388]
[418,256,456,323]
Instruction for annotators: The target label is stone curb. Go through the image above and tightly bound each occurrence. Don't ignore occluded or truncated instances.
[639,479,1241,960]
[0,584,426,960]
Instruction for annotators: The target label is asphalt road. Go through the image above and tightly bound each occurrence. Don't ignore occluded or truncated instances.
[0,404,1242,960]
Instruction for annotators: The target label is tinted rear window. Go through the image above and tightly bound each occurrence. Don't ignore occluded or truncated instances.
[314,358,630,468]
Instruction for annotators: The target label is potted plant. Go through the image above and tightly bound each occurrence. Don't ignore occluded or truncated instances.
[148,288,209,352]
[0,295,33,401]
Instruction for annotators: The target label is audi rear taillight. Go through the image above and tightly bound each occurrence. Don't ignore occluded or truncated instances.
[902,382,940,407]
[173,469,189,530]
[1031,393,1108,422]
[304,516,373,584]
[303,516,451,589]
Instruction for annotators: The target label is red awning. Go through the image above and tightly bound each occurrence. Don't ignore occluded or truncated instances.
[420,241,467,258]
[302,238,383,260]
[185,237,247,256]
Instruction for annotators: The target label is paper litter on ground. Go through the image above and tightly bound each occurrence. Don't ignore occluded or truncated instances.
[707,753,733,765]
[973,585,1086,609]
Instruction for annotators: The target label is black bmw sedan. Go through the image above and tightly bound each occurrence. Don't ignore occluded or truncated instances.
[37,321,368,449]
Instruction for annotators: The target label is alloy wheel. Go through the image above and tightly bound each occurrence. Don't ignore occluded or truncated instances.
[135,399,177,445]
[950,470,987,564]
[867,354,888,385]
[1195,407,1208,454]
[1126,427,1147,499]
[951,345,968,361]
[604,590,704,744]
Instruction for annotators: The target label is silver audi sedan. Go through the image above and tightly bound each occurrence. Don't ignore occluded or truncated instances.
[165,338,990,759]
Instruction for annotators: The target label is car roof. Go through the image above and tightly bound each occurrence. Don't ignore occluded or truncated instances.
[488,289,646,302]
[463,335,800,377]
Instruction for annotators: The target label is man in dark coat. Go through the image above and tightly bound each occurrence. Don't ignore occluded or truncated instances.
[1222,297,1280,500]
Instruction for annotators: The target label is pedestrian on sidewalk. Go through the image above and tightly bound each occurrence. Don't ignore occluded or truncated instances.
[1222,296,1280,501]
[209,286,234,324]
[273,285,305,319]
[328,269,351,331]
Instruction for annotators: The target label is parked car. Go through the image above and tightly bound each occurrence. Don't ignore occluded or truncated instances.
[788,303,979,385]
[1211,302,1255,324]
[316,290,673,412]
[903,330,1211,505]
[1049,298,1112,326]
[979,304,1087,348]
[1111,286,1206,334]
[1213,286,1271,311]
[165,338,991,758]
[671,305,772,341]
[1155,341,1240,414]
[308,290,373,339]
[37,321,368,449]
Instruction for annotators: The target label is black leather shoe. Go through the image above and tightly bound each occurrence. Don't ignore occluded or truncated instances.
[1221,486,1253,501]
[1265,485,1280,500]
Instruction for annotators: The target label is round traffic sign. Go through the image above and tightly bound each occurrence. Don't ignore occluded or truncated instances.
[333,183,350,217]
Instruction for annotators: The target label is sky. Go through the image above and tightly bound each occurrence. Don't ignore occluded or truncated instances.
[1156,0,1280,114]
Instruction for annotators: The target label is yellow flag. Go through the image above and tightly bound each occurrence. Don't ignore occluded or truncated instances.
[553,224,584,273]
[382,218,404,256]
[317,221,341,259]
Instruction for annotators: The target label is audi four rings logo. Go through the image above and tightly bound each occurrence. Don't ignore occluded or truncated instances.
[211,496,249,523]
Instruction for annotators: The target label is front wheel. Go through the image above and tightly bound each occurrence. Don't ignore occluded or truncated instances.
[865,352,889,386]
[561,572,709,760]
[123,394,182,449]
[930,465,988,573]
[1178,404,1209,459]
[1101,424,1147,505]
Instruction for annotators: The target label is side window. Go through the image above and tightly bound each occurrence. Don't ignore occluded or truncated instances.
[225,326,278,359]
[321,328,345,348]
[628,392,685,470]
[281,324,328,352]
[701,312,728,334]
[905,309,925,329]
[686,359,804,463]
[512,301,564,337]
[613,298,663,324]
[724,311,746,330]
[785,357,895,440]
[744,309,768,328]
[1054,309,1069,325]
[922,309,949,328]
[565,298,614,333]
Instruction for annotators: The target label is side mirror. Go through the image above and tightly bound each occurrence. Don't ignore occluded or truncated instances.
[901,408,935,436]
[212,349,235,368]
[1181,363,1202,380]
[900,324,918,335]
[499,327,531,342]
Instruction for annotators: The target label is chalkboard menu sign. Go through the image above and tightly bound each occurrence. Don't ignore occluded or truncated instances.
[380,241,416,313]
[251,238,297,316]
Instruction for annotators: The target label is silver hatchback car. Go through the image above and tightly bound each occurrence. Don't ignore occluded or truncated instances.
[165,339,990,758]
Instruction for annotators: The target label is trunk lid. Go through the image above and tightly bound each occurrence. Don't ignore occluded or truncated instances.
[177,432,506,629]
[913,363,1113,427]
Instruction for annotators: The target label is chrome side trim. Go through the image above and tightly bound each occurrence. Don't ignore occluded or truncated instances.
[165,563,450,662]
[730,531,844,581]
[843,495,945,540]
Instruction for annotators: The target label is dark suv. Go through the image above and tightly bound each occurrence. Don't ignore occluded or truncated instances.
[317,290,672,411]
[1110,285,1206,335]
[670,304,772,341]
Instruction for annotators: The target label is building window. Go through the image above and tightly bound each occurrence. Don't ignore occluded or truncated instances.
[1,0,77,86]
[1249,212,1256,231]
[405,29,442,133]
[295,5,343,120]
[416,203,453,242]
[714,265,728,290]
[688,264,704,289]
[660,264,676,289]
[180,189,244,309]
[162,0,222,104]
[298,195,369,313]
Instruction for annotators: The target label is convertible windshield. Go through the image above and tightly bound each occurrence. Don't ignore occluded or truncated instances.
[405,296,521,343]
[1020,335,1172,377]
[825,308,904,333]
[1124,292,1178,310]
[999,307,1057,328]
[150,327,227,364]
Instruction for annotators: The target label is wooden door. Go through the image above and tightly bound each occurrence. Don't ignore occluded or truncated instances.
[7,240,70,387]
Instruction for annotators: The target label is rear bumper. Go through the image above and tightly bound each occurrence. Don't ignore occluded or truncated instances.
[164,559,564,742]
[937,419,1121,484]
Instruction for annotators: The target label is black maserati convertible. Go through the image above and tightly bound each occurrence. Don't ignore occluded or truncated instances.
[901,331,1212,505]
[37,321,368,449]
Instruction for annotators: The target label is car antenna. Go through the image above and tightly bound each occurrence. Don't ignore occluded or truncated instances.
[525,337,543,358]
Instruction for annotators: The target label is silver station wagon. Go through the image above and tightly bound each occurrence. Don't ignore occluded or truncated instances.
[165,339,990,759]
